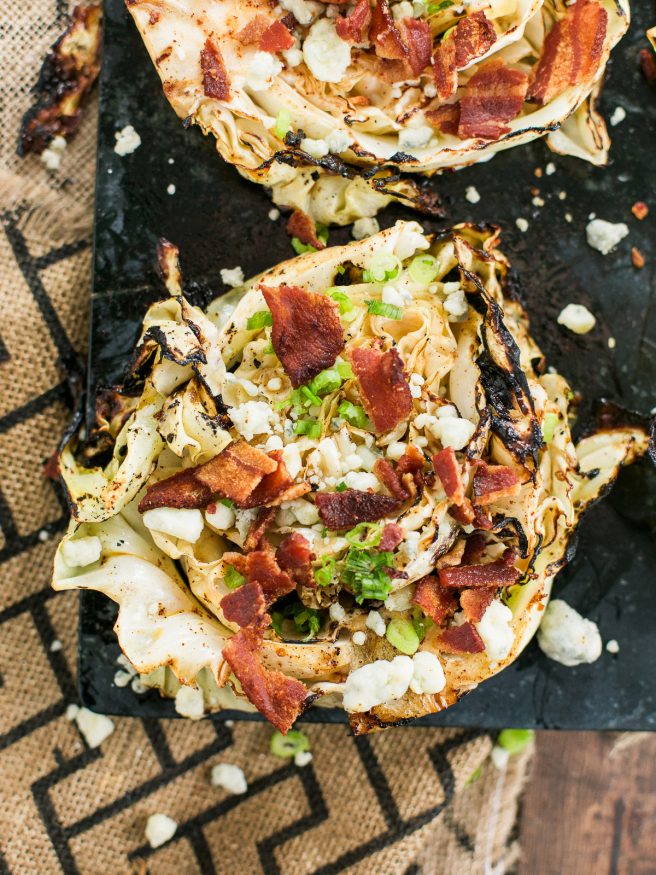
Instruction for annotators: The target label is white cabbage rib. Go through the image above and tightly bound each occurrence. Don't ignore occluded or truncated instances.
[53,222,650,727]
[127,0,629,223]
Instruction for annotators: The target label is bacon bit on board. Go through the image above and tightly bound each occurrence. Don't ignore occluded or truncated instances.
[432,11,497,101]
[221,580,266,627]
[426,103,461,135]
[379,522,405,551]
[243,507,278,551]
[413,575,458,625]
[439,555,520,589]
[527,0,608,104]
[222,617,308,734]
[200,38,231,100]
[370,0,408,60]
[438,621,486,653]
[631,247,645,270]
[315,489,400,529]
[336,0,372,43]
[286,210,326,250]
[458,60,528,140]
[348,345,413,433]
[460,587,495,623]
[472,460,521,505]
[260,284,344,388]
[432,447,465,505]
[631,201,649,220]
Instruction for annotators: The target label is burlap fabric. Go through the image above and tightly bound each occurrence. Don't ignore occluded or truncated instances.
[0,4,532,873]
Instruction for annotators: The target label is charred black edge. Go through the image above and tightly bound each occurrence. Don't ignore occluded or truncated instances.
[490,516,529,559]
[584,399,656,465]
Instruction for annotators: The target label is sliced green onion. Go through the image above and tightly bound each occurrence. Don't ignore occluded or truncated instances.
[497,728,534,754]
[465,765,482,786]
[300,385,322,407]
[294,419,322,439]
[542,412,559,444]
[337,400,370,430]
[362,252,401,283]
[314,556,336,587]
[411,607,434,642]
[220,498,235,508]
[336,361,354,380]
[385,617,420,655]
[342,548,394,603]
[273,108,292,140]
[328,288,354,316]
[270,729,310,758]
[263,341,276,356]
[309,368,342,397]
[336,265,346,275]
[224,565,246,590]
[366,300,404,320]
[408,254,440,286]
[335,481,348,492]
[316,223,329,246]
[247,310,273,330]
[426,0,454,13]
[291,237,317,255]
[345,521,382,548]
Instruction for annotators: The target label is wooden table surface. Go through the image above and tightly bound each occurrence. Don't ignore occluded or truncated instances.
[519,732,656,875]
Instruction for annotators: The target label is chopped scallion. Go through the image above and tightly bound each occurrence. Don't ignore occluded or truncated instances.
[314,556,336,587]
[542,412,559,444]
[273,108,292,140]
[342,547,394,603]
[411,607,433,642]
[291,237,317,255]
[497,728,534,754]
[426,0,454,13]
[408,254,440,285]
[220,498,235,508]
[270,729,310,758]
[336,361,354,380]
[224,565,246,590]
[309,368,341,397]
[328,288,354,317]
[246,310,273,330]
[362,253,401,283]
[335,481,348,492]
[300,385,322,406]
[385,617,420,655]
[366,299,404,320]
[337,400,370,430]
[345,521,382,548]
[294,419,322,439]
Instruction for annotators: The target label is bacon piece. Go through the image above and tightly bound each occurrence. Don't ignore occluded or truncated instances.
[439,621,485,653]
[370,0,408,60]
[276,532,312,570]
[242,450,292,508]
[138,469,212,511]
[460,588,495,623]
[221,580,266,627]
[223,619,307,734]
[397,444,425,478]
[195,441,277,505]
[374,458,408,501]
[399,17,433,76]
[336,0,372,43]
[260,284,344,388]
[244,507,278,551]
[432,447,465,504]
[461,532,487,565]
[448,500,475,526]
[473,460,521,505]
[426,103,461,135]
[236,15,270,45]
[527,1,608,104]
[260,19,295,52]
[413,575,458,625]
[439,557,520,589]
[458,59,528,140]
[286,210,325,250]
[315,489,399,529]
[432,11,497,100]
[640,48,656,84]
[200,38,230,100]
[631,201,649,221]
[631,247,645,270]
[348,345,413,433]
[379,522,404,551]
[224,546,296,603]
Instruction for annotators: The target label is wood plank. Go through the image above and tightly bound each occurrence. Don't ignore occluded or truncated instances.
[520,732,656,875]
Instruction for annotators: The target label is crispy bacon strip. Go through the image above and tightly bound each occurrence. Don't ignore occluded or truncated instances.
[473,460,521,505]
[260,19,295,52]
[223,619,308,734]
[260,284,344,388]
[527,0,608,104]
[458,60,528,140]
[397,444,425,478]
[286,210,326,250]
[426,103,461,135]
[276,532,312,570]
[221,580,266,627]
[224,546,296,603]
[413,575,458,625]
[336,0,372,43]
[348,345,413,433]
[399,18,433,76]
[439,621,485,653]
[439,555,520,589]
[200,38,231,100]
[315,489,399,529]
[433,447,465,505]
[461,532,487,565]
[379,522,404,551]
[138,469,212,511]
[244,507,278,551]
[242,450,292,508]
[370,0,408,60]
[460,588,495,623]
[373,459,408,501]
[432,11,497,100]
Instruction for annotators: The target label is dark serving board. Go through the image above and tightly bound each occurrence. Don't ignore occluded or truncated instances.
[80,0,656,729]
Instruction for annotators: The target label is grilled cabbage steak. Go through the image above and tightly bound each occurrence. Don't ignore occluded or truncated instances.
[53,222,649,733]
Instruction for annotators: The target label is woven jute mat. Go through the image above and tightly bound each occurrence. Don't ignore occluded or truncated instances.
[0,3,532,873]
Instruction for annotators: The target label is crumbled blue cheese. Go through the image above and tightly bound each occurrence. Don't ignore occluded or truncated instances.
[143,507,204,543]
[246,52,282,91]
[174,685,205,720]
[211,762,248,794]
[394,222,430,260]
[282,443,302,478]
[545,162,556,175]
[62,535,102,568]
[230,400,279,440]
[343,471,379,491]
[329,602,347,623]
[384,584,415,610]
[287,498,320,525]
[326,129,351,154]
[352,217,380,240]
[586,219,629,255]
[50,639,63,652]
[386,441,407,461]
[303,137,329,159]
[414,411,475,450]
[537,599,602,667]
[606,639,620,654]
[282,47,304,67]
[41,135,67,170]
[66,705,115,748]
[365,610,387,637]
[609,106,626,126]
[294,750,313,767]
[515,218,529,232]
[392,0,414,18]
[557,303,596,335]
[475,600,514,661]
[280,0,320,26]
[409,373,424,399]
[268,208,280,221]
[114,125,141,156]
[205,503,236,532]
[442,289,468,321]
[381,285,406,308]
[398,125,433,152]
[343,655,414,712]
[220,266,245,287]
[166,184,176,195]
[303,19,351,83]
[352,630,367,645]
[409,651,446,695]
[465,186,480,204]
[145,813,177,849]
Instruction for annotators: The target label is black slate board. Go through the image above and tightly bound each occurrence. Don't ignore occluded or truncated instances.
[80,0,656,729]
